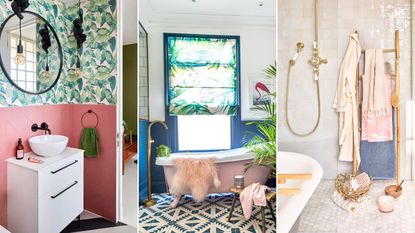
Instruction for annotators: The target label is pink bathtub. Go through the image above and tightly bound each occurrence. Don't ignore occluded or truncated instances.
[155,148,272,193]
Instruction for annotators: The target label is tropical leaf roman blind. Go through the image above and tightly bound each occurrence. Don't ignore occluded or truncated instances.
[166,34,239,116]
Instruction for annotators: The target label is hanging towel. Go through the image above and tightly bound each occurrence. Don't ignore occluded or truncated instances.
[360,140,396,179]
[80,128,99,157]
[240,183,269,219]
[362,70,393,142]
[362,49,389,119]
[333,33,361,166]
[360,109,395,179]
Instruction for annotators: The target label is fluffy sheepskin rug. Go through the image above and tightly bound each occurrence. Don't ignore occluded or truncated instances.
[170,158,221,204]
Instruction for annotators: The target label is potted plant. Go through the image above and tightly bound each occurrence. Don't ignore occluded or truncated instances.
[122,120,130,143]
[156,144,171,158]
[244,63,277,181]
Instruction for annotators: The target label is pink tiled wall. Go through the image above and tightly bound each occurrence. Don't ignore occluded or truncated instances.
[68,105,117,223]
[0,104,117,227]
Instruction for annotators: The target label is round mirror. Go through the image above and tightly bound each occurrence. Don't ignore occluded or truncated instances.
[0,11,63,95]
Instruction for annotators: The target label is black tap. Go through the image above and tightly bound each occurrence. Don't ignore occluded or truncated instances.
[31,122,52,135]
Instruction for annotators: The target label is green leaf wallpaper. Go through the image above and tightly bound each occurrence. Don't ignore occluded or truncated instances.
[0,0,117,106]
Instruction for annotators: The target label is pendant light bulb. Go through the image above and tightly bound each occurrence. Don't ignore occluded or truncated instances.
[15,19,25,65]
[15,43,25,65]
[42,65,50,79]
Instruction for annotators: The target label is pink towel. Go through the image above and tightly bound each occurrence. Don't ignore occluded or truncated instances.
[361,74,393,142]
[240,183,269,219]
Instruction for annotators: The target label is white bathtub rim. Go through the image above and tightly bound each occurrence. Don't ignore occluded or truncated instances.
[278,151,323,233]
[155,147,256,166]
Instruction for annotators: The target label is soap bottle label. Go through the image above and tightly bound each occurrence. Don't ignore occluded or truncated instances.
[17,150,24,160]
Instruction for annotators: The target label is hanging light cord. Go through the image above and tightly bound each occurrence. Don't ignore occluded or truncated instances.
[19,18,22,45]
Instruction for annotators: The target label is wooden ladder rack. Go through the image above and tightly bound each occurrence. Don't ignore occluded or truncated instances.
[353,30,401,185]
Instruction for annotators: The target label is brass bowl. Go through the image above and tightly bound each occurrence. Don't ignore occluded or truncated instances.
[384,185,402,199]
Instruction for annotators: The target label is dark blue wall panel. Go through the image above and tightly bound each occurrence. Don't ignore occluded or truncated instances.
[138,119,149,204]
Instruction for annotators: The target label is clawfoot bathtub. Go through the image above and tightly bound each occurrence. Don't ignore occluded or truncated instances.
[155,148,272,193]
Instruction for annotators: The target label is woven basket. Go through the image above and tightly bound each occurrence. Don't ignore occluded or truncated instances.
[335,173,372,200]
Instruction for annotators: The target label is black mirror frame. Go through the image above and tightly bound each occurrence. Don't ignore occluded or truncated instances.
[0,10,63,95]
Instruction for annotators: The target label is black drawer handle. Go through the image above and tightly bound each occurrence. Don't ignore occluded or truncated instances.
[51,181,78,199]
[51,160,78,174]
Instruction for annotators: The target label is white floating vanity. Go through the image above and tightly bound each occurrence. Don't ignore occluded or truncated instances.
[7,147,84,233]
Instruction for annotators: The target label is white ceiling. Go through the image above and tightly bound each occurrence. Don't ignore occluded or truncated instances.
[140,0,275,27]
[149,0,275,17]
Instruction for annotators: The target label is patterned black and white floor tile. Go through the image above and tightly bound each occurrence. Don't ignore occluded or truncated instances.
[139,193,276,233]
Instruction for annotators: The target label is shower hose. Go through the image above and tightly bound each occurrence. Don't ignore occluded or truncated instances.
[285,56,321,137]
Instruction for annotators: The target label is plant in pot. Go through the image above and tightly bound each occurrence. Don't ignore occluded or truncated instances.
[122,120,130,143]
[156,144,171,158]
[243,63,277,183]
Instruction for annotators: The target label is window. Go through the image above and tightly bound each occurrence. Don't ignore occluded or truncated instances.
[177,115,231,151]
[9,34,37,92]
[165,34,240,151]
[165,34,239,116]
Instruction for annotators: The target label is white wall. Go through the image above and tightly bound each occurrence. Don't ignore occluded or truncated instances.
[278,0,412,179]
[147,24,276,121]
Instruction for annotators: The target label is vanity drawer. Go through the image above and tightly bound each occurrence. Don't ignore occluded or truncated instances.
[38,153,83,197]
[38,178,83,233]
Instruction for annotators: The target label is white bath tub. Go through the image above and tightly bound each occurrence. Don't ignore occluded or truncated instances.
[278,151,323,233]
[156,148,272,193]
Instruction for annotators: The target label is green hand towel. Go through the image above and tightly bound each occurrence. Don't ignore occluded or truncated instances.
[80,128,99,157]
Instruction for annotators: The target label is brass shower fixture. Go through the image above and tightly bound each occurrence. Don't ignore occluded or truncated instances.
[297,42,304,51]
[308,41,328,80]
[289,42,305,66]
[285,0,326,137]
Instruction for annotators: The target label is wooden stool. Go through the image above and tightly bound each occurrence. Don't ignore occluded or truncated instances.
[228,187,276,233]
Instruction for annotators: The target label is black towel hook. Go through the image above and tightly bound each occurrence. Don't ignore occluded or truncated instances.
[81,110,99,128]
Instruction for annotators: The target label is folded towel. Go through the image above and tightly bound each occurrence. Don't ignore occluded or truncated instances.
[80,128,99,157]
[331,190,372,213]
[240,183,269,219]
[362,49,389,119]
[343,172,371,191]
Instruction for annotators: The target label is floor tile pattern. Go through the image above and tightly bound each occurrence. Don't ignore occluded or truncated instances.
[298,180,415,233]
[139,193,276,233]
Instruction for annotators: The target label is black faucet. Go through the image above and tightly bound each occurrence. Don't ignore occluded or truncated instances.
[31,122,52,135]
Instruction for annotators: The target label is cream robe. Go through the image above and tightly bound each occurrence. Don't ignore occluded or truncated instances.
[333,33,361,166]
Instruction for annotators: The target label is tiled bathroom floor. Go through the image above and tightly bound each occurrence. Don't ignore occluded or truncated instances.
[298,180,415,233]
[139,193,276,233]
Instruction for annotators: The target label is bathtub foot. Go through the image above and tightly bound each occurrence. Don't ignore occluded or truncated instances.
[227,194,238,222]
[267,201,276,222]
[261,207,266,232]
[170,195,182,208]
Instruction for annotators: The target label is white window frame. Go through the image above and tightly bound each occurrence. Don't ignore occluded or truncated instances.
[177,115,232,151]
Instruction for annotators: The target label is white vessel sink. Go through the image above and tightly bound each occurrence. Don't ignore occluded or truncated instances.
[29,135,68,157]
